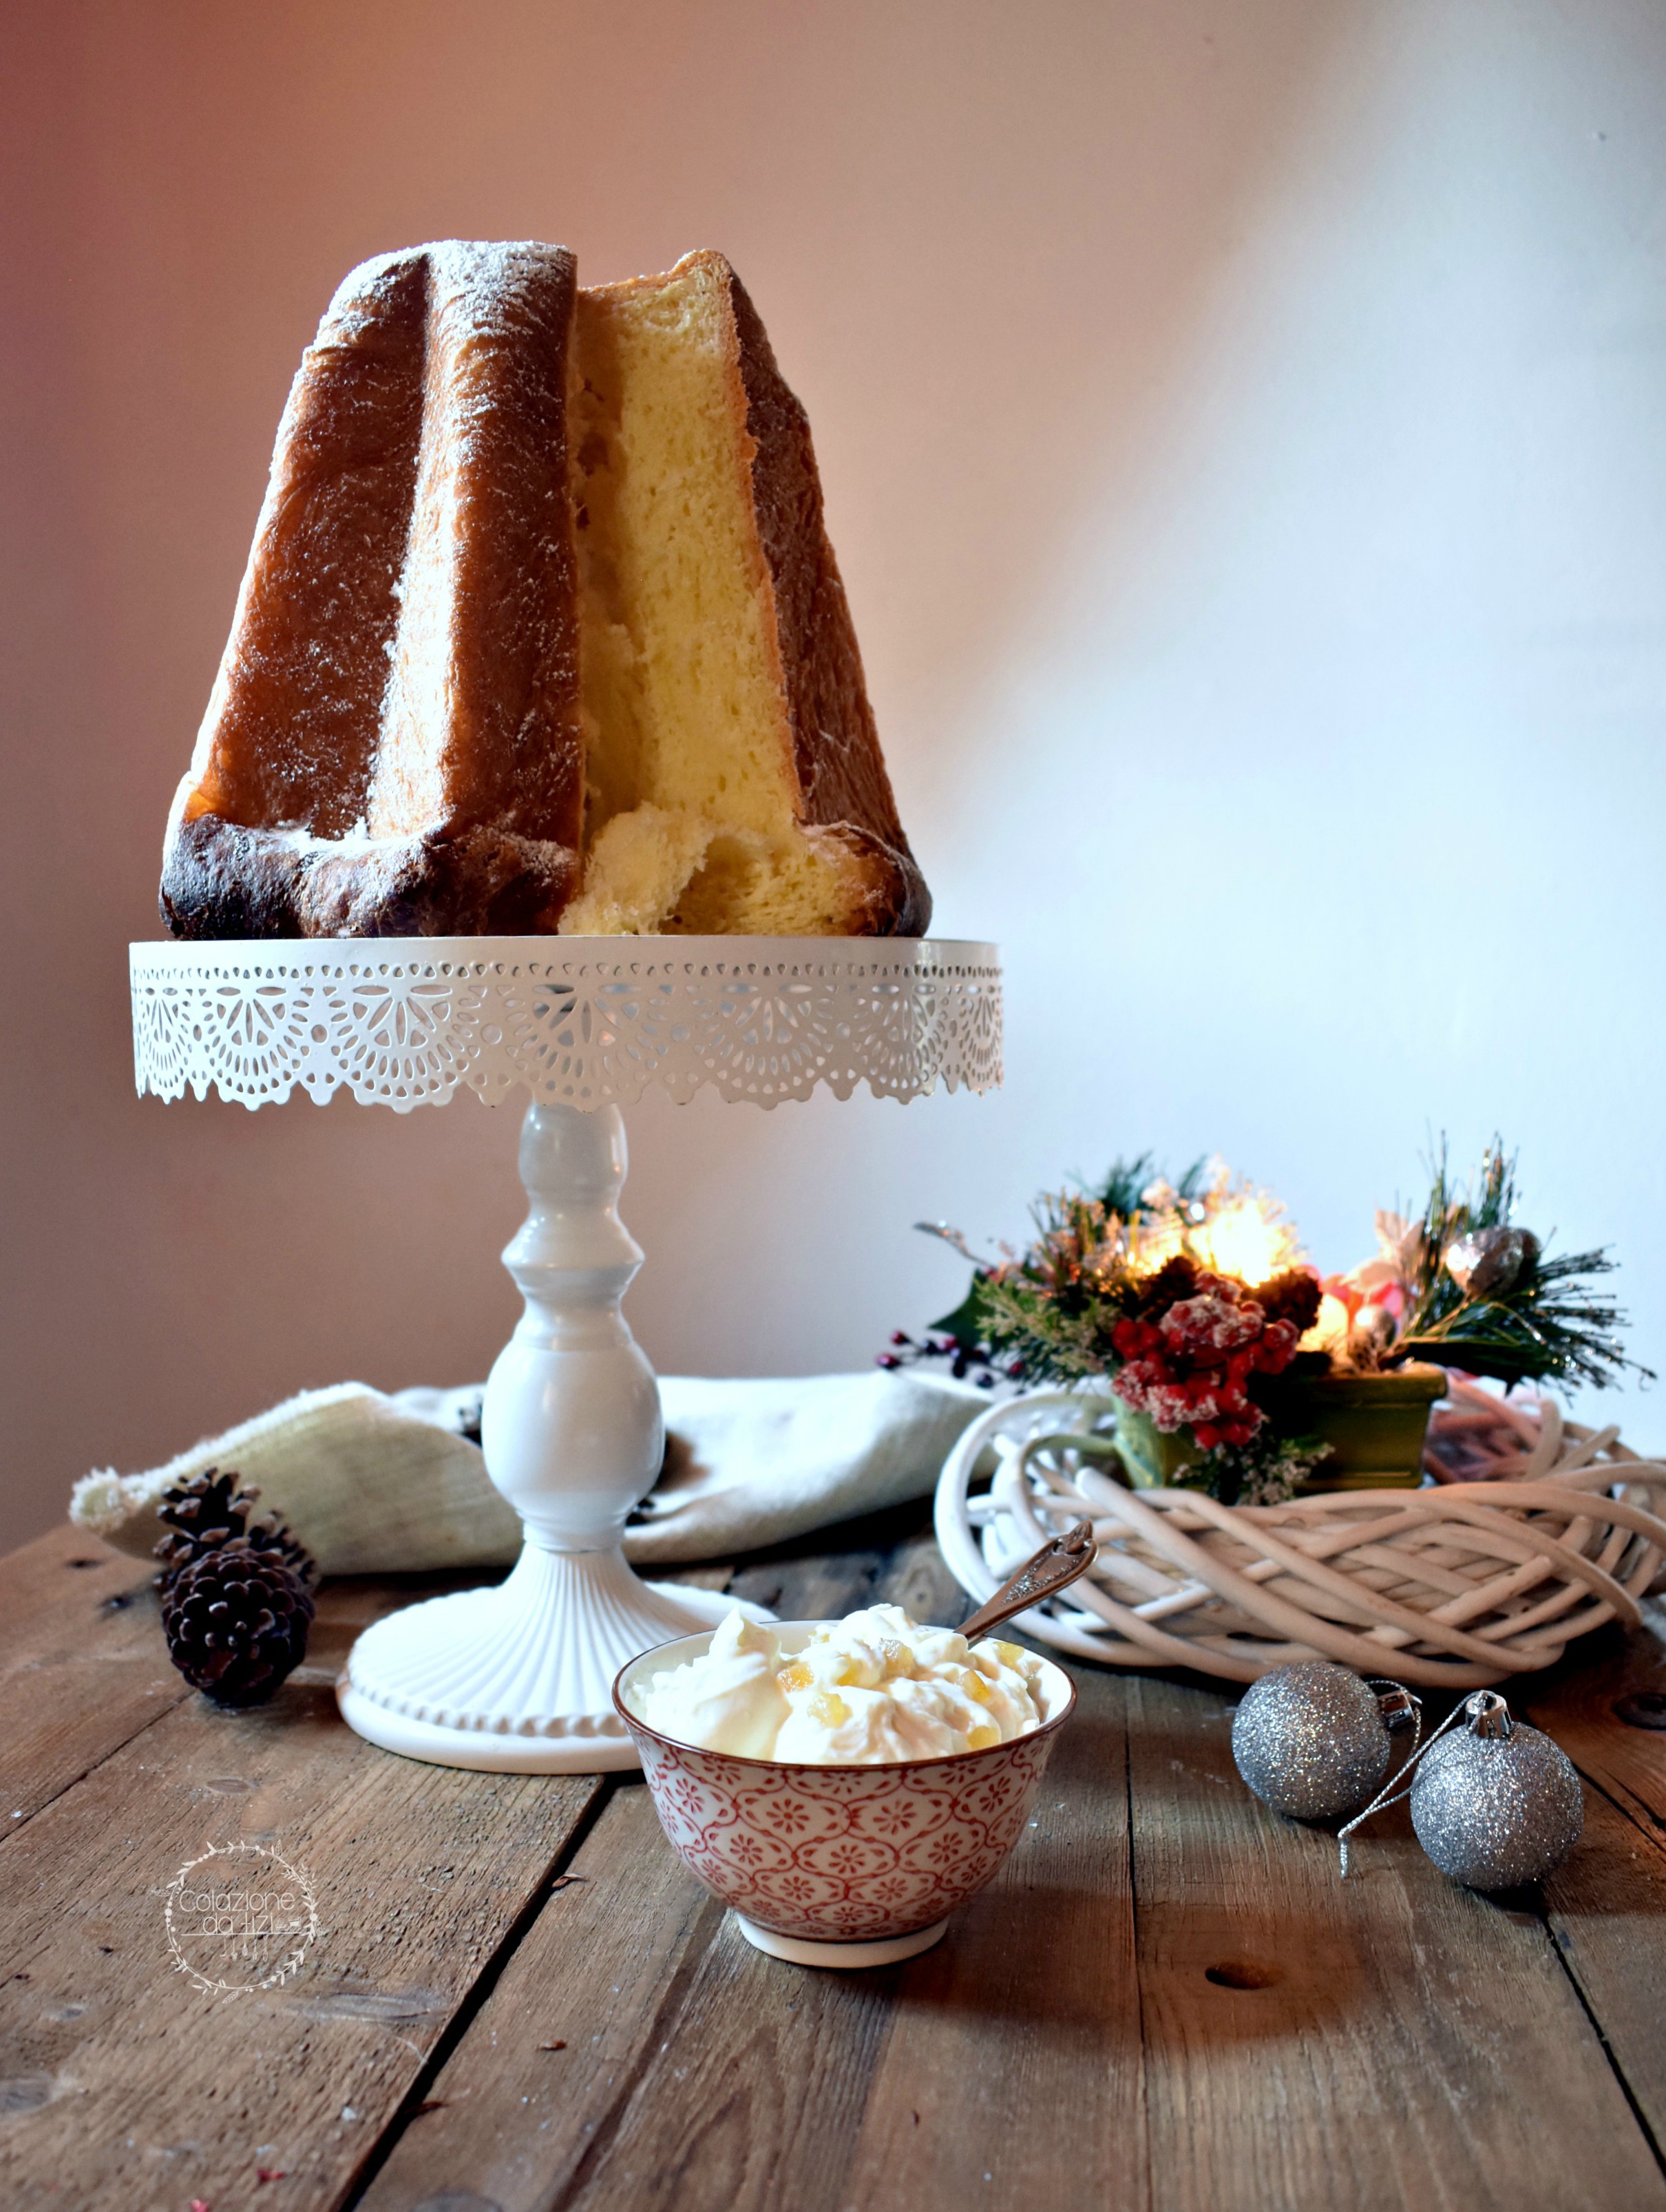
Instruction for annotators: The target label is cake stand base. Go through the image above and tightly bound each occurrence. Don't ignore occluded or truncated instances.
[732,1915,949,1969]
[336,1544,771,1774]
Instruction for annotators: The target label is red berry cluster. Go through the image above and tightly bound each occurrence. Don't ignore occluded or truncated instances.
[1110,1273,1303,1450]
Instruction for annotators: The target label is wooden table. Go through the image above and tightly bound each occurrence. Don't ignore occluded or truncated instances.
[3,1504,1665,2212]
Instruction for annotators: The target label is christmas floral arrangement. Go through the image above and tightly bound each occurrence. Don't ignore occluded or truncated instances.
[884,1144,1649,1507]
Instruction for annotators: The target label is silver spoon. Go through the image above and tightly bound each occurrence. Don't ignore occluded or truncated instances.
[955,1520,1097,1644]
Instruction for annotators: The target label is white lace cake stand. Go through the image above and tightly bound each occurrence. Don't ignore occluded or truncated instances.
[129,935,1001,1772]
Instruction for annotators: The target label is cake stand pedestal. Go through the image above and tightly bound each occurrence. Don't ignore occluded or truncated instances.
[129,935,1001,1772]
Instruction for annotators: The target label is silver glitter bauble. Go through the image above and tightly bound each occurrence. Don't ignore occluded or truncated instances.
[1410,1692,1583,1889]
[1444,1226,1540,1297]
[1352,1304,1398,1350]
[1232,1662,1395,1820]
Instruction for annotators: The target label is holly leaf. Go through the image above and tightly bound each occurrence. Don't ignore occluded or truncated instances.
[929,1275,1000,1350]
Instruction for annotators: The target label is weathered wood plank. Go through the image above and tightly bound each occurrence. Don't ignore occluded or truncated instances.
[1125,1672,1666,2212]
[838,1665,1146,2212]
[0,1633,601,2212]
[1523,1602,1666,1845]
[0,1521,140,1636]
[724,1513,928,1625]
[551,1891,895,2212]
[1541,1767,1666,2155]
[0,1526,189,1825]
[355,1779,713,2212]
[0,1528,520,1835]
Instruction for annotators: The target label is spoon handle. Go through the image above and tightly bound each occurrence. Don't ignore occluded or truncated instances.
[955,1520,1097,1644]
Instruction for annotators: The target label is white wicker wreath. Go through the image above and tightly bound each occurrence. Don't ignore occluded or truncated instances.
[934,1390,1666,1688]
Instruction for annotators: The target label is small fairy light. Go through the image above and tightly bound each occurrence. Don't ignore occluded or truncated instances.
[1191,1192,1301,1288]
[1121,1173,1305,1288]
[1300,1290,1357,1354]
[1126,1211,1186,1277]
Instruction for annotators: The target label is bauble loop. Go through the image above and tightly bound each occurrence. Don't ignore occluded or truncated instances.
[1232,1661,1395,1820]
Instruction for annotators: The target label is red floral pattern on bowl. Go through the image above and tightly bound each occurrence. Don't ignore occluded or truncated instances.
[613,1624,1076,1944]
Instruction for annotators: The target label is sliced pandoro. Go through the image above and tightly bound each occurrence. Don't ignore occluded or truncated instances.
[562,248,929,935]
[158,240,929,940]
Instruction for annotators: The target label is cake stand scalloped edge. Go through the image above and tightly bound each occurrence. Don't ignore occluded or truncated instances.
[129,933,1002,1113]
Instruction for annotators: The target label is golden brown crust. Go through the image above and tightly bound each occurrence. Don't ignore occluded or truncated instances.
[162,241,582,939]
[723,265,931,935]
[375,243,583,851]
[184,251,430,838]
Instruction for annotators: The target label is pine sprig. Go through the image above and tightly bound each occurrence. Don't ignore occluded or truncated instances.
[1391,1139,1652,1391]
[1089,1153,1208,1220]
[973,1268,1126,1386]
[945,1187,1141,1385]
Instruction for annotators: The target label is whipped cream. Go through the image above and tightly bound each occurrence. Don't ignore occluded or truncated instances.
[629,1603,1048,1763]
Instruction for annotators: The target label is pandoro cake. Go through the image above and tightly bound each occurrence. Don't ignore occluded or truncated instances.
[160,240,929,939]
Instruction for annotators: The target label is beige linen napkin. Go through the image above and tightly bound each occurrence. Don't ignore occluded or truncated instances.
[69,1372,987,1575]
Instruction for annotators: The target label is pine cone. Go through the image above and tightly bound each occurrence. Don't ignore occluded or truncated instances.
[1254,1268,1323,1336]
[1130,1255,1203,1321]
[154,1467,313,1584]
[154,1467,318,1706]
[159,1536,317,1708]
[154,1465,259,1575]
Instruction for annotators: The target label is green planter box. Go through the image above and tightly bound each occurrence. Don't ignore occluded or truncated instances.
[1113,1362,1448,1493]
[1112,1403,1208,1490]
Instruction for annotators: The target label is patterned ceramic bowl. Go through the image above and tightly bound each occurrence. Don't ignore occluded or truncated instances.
[613,1623,1077,1968]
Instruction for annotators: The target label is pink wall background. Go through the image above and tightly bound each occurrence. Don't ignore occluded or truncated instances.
[5,0,1664,1549]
